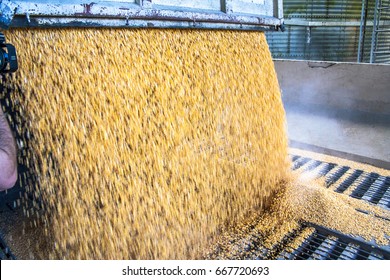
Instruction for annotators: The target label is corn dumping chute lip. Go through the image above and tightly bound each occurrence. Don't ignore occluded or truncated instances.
[0,0,284,31]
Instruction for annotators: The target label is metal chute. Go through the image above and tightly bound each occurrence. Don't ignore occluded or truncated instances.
[0,0,284,31]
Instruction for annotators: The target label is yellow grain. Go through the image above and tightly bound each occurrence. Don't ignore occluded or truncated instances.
[3,28,289,259]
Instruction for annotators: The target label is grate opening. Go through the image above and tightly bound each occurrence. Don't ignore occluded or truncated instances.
[335,170,364,193]
[292,232,327,260]
[292,157,311,170]
[353,176,390,206]
[291,155,300,163]
[326,239,348,260]
[266,224,306,260]
[300,160,323,172]
[350,173,380,199]
[355,248,371,260]
[315,162,337,178]
[278,222,390,260]
[325,166,350,188]
[370,177,390,205]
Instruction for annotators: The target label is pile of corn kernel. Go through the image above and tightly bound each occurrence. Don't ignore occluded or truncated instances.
[205,151,390,260]
[4,28,289,259]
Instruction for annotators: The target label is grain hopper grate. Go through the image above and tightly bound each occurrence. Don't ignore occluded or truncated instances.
[277,223,390,260]
[291,155,390,209]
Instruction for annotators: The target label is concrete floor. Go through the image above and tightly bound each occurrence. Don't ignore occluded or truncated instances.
[284,102,390,169]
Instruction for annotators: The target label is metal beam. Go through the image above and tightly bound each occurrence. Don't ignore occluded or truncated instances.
[370,0,380,63]
[0,1,283,31]
[357,0,369,63]
[285,19,390,27]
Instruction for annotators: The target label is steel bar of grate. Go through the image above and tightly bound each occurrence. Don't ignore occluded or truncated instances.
[338,244,360,260]
[326,239,348,260]
[368,177,390,205]
[315,162,337,178]
[335,170,364,193]
[290,232,323,260]
[301,160,323,172]
[309,237,340,260]
[377,180,390,208]
[305,223,390,259]
[306,238,338,260]
[336,172,389,206]
[290,154,390,206]
[368,252,383,260]
[283,225,388,260]
[268,224,306,260]
[325,166,350,188]
[291,155,300,163]
[289,232,371,260]
[292,157,311,170]
[301,162,338,181]
[351,173,380,199]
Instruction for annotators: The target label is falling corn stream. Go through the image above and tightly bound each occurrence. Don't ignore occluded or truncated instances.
[1,29,289,259]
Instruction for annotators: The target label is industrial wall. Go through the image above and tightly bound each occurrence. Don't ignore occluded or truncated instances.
[266,0,390,63]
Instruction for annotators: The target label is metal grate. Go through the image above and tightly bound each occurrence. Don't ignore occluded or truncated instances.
[206,220,390,260]
[291,155,390,209]
[277,222,390,260]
